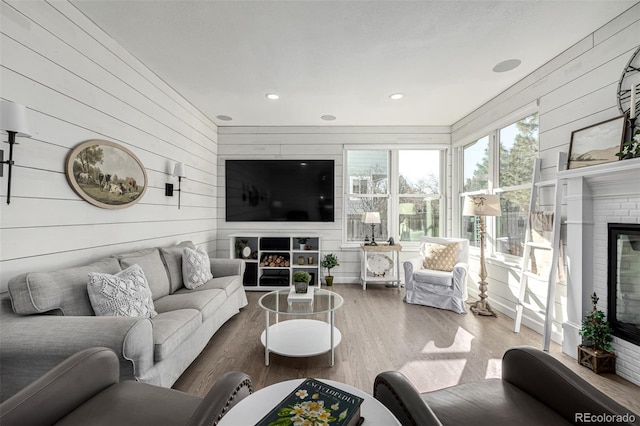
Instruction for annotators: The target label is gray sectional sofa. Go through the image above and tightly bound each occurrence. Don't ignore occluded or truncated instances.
[0,241,248,402]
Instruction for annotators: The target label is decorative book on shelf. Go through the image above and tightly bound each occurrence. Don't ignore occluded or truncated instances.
[256,378,364,426]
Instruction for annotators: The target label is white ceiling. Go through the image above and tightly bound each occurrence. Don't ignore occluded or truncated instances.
[71,1,636,127]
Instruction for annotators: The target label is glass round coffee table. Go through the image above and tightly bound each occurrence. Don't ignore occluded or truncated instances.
[259,288,344,366]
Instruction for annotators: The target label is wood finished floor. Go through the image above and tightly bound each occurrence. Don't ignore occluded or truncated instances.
[173,285,640,414]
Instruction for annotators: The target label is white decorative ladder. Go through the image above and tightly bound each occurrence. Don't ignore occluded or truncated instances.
[513,152,566,351]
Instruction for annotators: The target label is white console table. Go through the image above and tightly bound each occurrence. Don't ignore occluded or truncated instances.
[360,244,402,290]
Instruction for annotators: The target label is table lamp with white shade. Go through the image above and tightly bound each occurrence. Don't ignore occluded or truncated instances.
[363,212,381,246]
[462,194,501,317]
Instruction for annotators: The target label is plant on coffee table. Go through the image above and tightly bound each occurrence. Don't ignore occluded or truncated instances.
[293,271,311,293]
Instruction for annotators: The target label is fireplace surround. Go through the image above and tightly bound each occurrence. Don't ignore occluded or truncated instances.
[608,223,640,346]
[559,156,640,386]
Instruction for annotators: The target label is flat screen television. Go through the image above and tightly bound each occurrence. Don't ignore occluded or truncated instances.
[225,160,334,222]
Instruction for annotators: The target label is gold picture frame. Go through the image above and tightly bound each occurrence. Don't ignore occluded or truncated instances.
[66,140,147,209]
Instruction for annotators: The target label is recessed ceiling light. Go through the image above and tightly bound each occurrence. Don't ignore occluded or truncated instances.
[321,115,336,121]
[389,93,404,100]
[492,59,522,73]
[266,93,280,100]
[216,115,233,121]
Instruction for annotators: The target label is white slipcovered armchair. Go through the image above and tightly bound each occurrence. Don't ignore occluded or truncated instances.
[403,237,469,314]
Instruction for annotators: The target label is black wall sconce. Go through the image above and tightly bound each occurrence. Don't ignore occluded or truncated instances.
[165,162,186,209]
[1,100,31,205]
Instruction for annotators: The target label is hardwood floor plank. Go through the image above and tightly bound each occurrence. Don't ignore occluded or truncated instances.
[173,285,640,414]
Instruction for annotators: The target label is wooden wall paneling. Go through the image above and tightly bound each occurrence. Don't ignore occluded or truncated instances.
[0,6,216,152]
[0,40,216,171]
[40,0,218,136]
[2,218,215,260]
[1,1,218,292]
[1,2,218,149]
[593,2,640,45]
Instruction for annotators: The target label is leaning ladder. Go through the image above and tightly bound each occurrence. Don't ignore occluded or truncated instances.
[513,152,566,351]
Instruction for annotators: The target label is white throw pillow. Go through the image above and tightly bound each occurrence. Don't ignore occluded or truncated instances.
[182,247,213,289]
[87,264,157,318]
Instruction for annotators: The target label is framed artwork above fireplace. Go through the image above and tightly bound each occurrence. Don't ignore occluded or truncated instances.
[607,223,640,346]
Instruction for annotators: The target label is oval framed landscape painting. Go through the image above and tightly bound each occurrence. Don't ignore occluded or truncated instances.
[66,140,147,209]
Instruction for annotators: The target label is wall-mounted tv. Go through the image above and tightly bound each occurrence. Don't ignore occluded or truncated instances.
[225,160,334,222]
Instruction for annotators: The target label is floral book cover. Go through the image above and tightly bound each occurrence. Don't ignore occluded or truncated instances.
[256,378,365,426]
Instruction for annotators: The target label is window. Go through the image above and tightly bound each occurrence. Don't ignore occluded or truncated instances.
[346,151,389,242]
[398,150,441,242]
[459,113,539,257]
[345,149,442,244]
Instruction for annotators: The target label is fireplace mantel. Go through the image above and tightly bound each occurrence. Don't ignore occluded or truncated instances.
[558,157,640,197]
[560,157,640,359]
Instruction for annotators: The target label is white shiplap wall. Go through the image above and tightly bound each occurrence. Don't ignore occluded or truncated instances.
[217,126,451,284]
[0,0,218,292]
[452,4,640,347]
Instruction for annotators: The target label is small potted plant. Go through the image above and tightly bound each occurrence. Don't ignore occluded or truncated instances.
[578,292,615,374]
[321,253,340,286]
[296,237,309,250]
[293,271,311,293]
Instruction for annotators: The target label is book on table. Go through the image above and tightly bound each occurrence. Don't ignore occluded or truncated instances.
[256,378,364,426]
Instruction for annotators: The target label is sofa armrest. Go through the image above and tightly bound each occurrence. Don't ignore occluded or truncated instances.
[502,346,639,424]
[186,371,253,426]
[452,262,468,295]
[0,347,119,426]
[403,257,424,289]
[210,258,246,278]
[374,371,442,426]
[0,310,153,402]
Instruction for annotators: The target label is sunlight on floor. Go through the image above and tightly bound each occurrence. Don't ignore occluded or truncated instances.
[421,326,474,354]
[399,359,468,392]
[485,358,502,379]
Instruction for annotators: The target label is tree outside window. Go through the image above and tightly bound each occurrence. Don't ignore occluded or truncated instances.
[345,149,442,244]
[496,113,539,256]
[459,113,538,257]
[346,151,389,242]
[398,150,440,242]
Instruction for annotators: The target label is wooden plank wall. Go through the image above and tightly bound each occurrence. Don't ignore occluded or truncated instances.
[0,1,218,292]
[451,3,640,341]
[217,126,451,284]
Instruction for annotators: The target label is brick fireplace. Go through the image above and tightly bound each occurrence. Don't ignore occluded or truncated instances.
[559,157,640,386]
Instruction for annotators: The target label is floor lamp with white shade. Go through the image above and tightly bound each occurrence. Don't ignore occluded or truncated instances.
[463,194,502,317]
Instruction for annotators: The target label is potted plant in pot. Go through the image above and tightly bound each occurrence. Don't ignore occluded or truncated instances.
[321,253,340,286]
[578,292,615,374]
[293,271,311,294]
[296,237,309,250]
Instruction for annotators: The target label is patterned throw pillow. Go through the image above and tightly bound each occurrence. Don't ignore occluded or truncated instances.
[87,264,157,318]
[182,247,213,289]
[422,243,459,272]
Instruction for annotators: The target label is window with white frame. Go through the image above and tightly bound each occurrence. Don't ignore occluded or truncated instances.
[345,149,443,244]
[459,113,539,257]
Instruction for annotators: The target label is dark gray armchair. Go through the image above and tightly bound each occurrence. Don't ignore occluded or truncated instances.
[374,346,638,426]
[0,347,252,426]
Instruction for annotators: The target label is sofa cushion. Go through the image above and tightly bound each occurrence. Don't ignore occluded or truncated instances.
[159,241,196,294]
[182,248,213,289]
[8,258,122,316]
[154,289,226,322]
[115,248,170,300]
[149,309,201,361]
[175,275,242,299]
[422,380,570,425]
[422,243,459,272]
[87,264,157,318]
[414,269,453,287]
